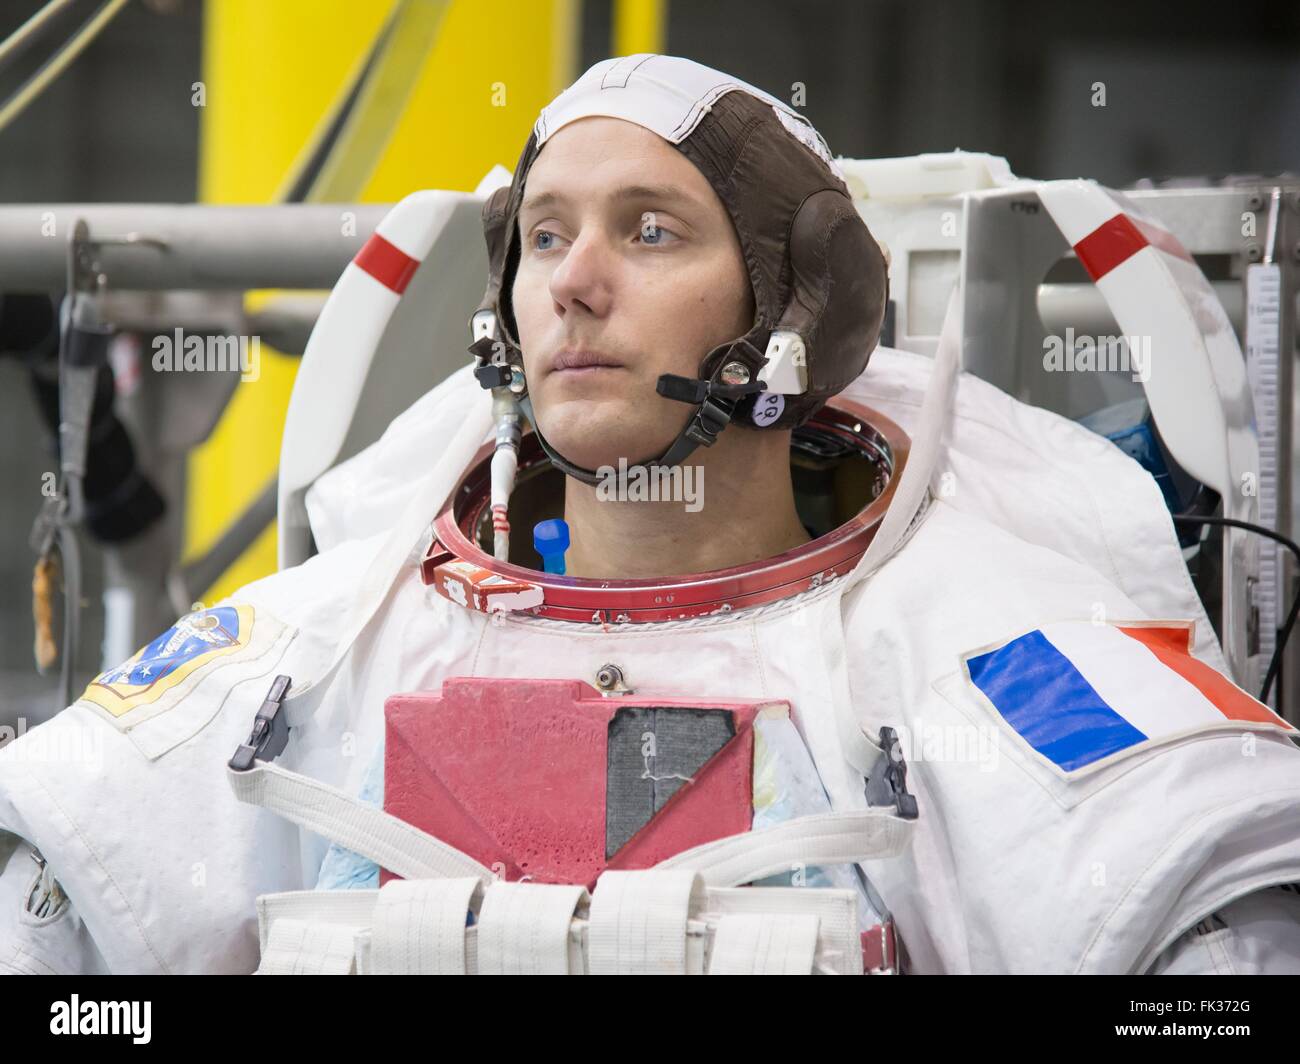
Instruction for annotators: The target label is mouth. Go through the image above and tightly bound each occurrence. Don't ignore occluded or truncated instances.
[548,348,626,376]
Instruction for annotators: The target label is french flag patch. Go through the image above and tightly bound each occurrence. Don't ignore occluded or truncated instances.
[964,621,1295,775]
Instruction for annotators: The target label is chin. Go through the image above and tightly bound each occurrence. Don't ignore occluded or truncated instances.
[537,418,669,471]
[543,435,659,471]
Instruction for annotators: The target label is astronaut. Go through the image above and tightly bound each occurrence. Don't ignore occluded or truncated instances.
[3,54,1300,975]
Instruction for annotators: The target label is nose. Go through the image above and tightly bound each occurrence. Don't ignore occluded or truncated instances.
[547,228,614,320]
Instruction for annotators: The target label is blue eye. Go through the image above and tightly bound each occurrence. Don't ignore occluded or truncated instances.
[638,222,676,246]
[533,230,556,251]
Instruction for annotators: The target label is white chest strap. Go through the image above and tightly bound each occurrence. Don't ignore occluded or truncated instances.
[259,918,358,975]
[227,759,914,888]
[370,878,482,974]
[587,869,706,975]
[654,807,912,882]
[478,881,588,975]
[226,760,492,881]
[708,911,822,974]
[254,872,865,975]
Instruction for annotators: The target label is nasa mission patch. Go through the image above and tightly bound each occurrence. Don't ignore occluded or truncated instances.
[77,604,291,738]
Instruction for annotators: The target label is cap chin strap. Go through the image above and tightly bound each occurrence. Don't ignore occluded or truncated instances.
[474,337,767,488]
[515,387,747,487]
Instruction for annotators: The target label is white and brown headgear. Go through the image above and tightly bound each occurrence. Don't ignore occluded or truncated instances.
[469,53,889,485]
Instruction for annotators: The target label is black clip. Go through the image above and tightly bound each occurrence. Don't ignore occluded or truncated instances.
[656,373,709,404]
[656,376,753,450]
[228,675,292,772]
[864,725,919,820]
[474,363,512,389]
[656,372,764,405]
[469,333,522,392]
[679,396,734,449]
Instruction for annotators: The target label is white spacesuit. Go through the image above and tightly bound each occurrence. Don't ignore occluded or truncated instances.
[3,55,1300,976]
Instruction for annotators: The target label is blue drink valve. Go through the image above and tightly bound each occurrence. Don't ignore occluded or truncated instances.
[533,518,570,575]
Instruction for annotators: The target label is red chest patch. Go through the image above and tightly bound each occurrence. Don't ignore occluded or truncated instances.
[382,677,779,889]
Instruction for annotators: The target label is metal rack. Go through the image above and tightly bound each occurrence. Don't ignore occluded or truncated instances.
[856,165,1299,717]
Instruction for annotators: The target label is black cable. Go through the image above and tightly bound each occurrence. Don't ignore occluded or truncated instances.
[1171,513,1300,705]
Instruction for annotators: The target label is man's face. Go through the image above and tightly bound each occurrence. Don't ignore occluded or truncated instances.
[511,116,754,471]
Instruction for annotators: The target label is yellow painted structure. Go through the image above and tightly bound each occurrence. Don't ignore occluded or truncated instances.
[190,0,664,600]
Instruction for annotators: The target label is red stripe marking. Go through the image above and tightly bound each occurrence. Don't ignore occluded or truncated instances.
[1073,213,1195,281]
[354,232,420,293]
[1117,625,1291,728]
[1073,214,1146,280]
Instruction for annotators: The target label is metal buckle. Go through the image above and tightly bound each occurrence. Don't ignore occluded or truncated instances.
[861,920,899,974]
[685,396,735,447]
[865,725,919,820]
[228,675,292,772]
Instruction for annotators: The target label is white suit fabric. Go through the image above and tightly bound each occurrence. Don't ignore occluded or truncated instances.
[3,347,1300,974]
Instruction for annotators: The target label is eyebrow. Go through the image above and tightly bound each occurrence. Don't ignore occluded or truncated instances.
[521,183,702,216]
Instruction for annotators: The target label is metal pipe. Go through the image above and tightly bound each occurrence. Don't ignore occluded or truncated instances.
[0,0,131,135]
[0,0,76,76]
[0,204,392,289]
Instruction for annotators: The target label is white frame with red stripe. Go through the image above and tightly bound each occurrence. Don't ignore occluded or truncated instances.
[854,158,1263,694]
[277,176,508,569]
[1034,181,1259,694]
